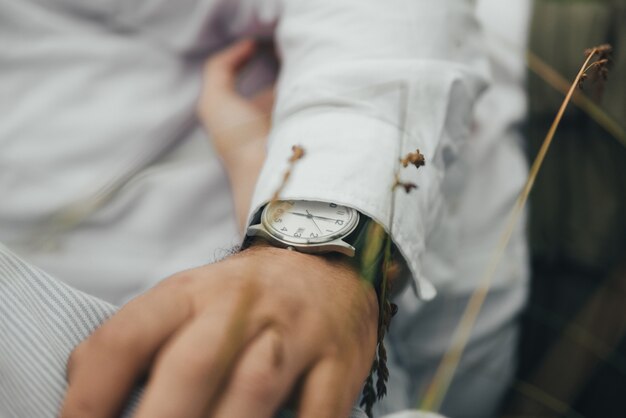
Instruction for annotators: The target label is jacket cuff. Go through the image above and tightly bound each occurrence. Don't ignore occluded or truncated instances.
[246,110,438,300]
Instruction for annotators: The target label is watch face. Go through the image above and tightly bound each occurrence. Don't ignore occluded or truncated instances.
[262,200,359,245]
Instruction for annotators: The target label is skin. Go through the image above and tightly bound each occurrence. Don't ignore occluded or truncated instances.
[60,41,379,418]
[197,39,274,231]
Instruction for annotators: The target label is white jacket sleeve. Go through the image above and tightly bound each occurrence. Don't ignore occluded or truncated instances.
[241,0,489,299]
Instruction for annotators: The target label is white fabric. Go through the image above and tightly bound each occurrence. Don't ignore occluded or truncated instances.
[249,0,490,299]
[1,0,240,305]
[376,1,532,416]
[1,0,491,304]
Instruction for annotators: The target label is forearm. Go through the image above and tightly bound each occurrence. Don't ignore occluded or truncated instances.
[221,139,267,233]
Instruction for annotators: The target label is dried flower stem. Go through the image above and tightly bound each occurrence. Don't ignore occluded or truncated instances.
[526,50,626,149]
[361,84,423,416]
[400,149,426,169]
[392,174,418,194]
[359,221,393,416]
[419,46,606,412]
[271,145,305,201]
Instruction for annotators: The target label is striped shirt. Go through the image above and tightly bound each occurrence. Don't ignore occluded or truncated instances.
[0,243,376,418]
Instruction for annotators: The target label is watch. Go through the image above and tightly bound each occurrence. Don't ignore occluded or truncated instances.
[245,199,362,257]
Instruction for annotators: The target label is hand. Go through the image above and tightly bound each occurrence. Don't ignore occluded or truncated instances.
[60,244,378,418]
[197,39,275,163]
[197,39,275,230]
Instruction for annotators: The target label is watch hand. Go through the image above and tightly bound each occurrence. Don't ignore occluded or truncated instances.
[306,210,323,234]
[287,211,309,218]
[288,212,340,222]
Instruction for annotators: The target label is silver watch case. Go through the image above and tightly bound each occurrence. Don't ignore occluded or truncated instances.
[246,203,360,257]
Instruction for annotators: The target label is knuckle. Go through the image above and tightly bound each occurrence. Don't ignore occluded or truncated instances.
[322,342,342,360]
[62,396,98,418]
[67,341,88,374]
[226,274,262,302]
[89,323,128,349]
[303,310,328,337]
[185,349,214,373]
[266,290,303,322]
[237,364,278,401]
[165,347,215,383]
[278,293,302,316]
[157,273,195,291]
[233,330,286,402]
[84,319,141,359]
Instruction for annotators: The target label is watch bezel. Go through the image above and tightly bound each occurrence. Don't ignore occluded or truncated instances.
[261,200,360,246]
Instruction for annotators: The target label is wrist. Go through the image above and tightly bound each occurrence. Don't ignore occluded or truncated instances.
[245,237,359,277]
[242,204,390,298]
[243,237,378,313]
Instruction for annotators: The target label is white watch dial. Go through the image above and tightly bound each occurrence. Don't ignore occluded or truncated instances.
[262,200,359,245]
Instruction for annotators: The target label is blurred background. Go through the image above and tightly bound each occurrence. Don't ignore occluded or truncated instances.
[501,0,626,416]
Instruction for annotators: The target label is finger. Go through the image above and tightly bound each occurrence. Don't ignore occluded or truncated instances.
[211,327,306,418]
[60,278,195,418]
[297,360,354,418]
[204,39,256,92]
[198,39,256,124]
[251,86,276,112]
[133,280,262,418]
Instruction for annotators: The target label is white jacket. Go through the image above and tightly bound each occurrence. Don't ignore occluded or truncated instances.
[0,0,523,301]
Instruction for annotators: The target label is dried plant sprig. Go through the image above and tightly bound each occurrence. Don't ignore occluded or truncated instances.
[271,145,305,201]
[376,266,397,401]
[584,43,612,59]
[361,148,424,415]
[384,260,402,285]
[375,237,393,399]
[526,50,626,149]
[392,174,418,194]
[376,334,390,398]
[361,359,378,417]
[395,149,425,192]
[419,44,612,413]
[288,144,305,162]
[359,229,397,416]
[400,149,426,169]
[577,73,588,90]
[580,50,611,95]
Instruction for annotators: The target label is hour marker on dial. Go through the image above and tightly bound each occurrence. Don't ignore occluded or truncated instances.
[262,200,359,245]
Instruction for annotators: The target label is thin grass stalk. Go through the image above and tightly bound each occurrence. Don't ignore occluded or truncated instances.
[526,50,626,149]
[418,47,601,413]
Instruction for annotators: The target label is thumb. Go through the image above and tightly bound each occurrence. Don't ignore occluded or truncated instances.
[203,39,256,92]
